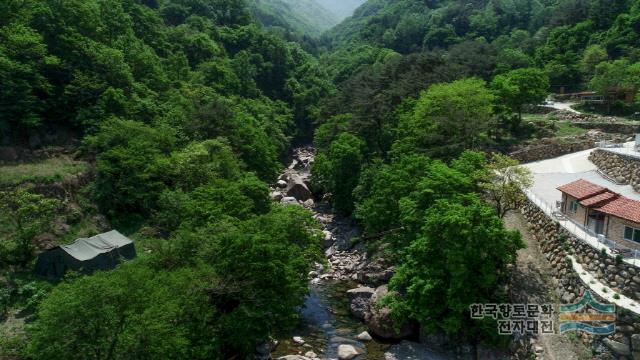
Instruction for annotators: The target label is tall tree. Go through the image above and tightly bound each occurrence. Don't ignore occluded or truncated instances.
[394,78,496,158]
[0,189,59,266]
[388,195,524,339]
[480,153,533,218]
[491,68,549,122]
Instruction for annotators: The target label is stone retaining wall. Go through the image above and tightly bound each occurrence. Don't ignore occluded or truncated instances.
[510,140,596,163]
[521,199,640,358]
[589,149,640,192]
[576,122,640,135]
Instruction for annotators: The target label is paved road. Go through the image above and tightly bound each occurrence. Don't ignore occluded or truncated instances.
[523,142,640,207]
[546,101,581,114]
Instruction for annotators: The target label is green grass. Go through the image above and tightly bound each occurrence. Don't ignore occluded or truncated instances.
[522,114,588,138]
[0,156,88,186]
[554,122,588,137]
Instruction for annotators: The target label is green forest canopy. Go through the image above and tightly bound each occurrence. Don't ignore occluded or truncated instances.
[3,0,640,358]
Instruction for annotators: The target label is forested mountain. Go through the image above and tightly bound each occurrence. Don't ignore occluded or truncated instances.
[250,0,339,36]
[316,0,367,20]
[324,0,638,89]
[1,0,331,358]
[3,0,640,359]
[310,0,640,351]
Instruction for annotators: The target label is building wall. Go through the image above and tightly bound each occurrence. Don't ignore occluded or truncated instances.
[563,194,587,225]
[606,215,640,250]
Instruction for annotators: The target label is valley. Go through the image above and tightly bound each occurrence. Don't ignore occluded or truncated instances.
[4,1,640,359]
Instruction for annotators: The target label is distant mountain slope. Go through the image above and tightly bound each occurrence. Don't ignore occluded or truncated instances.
[316,0,367,20]
[250,0,340,36]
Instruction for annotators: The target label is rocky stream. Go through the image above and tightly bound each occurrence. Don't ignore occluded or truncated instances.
[260,148,454,360]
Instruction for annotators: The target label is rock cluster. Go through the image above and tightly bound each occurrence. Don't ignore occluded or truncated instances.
[521,198,640,358]
[345,284,415,340]
[590,149,640,191]
[548,110,622,123]
[270,147,315,207]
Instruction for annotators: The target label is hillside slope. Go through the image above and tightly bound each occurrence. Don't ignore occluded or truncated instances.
[250,0,340,36]
[316,0,367,20]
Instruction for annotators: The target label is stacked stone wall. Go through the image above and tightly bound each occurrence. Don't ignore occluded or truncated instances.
[590,149,640,192]
[521,199,640,358]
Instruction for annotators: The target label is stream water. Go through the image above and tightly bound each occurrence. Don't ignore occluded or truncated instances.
[270,148,393,359]
[271,280,393,359]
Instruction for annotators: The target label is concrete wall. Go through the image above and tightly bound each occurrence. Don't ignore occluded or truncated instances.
[521,199,640,358]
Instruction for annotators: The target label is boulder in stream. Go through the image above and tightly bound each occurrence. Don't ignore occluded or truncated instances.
[365,285,415,339]
[285,174,312,201]
[346,286,374,320]
[338,344,363,360]
[281,197,300,206]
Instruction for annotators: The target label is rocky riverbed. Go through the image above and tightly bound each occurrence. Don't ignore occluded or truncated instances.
[266,148,434,360]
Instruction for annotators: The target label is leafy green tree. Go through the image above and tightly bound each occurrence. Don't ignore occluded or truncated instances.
[313,133,365,215]
[197,205,322,353]
[85,119,176,221]
[313,113,351,152]
[27,262,216,360]
[0,23,56,136]
[580,44,608,77]
[590,59,640,101]
[394,78,496,158]
[480,153,533,218]
[388,195,524,339]
[491,68,549,121]
[0,189,59,266]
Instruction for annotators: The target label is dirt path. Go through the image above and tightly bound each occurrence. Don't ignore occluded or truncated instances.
[504,211,592,360]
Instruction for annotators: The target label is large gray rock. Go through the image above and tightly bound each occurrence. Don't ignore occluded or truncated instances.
[286,174,312,201]
[365,285,415,339]
[603,338,631,356]
[384,341,452,360]
[281,197,300,206]
[347,286,374,319]
[631,333,640,350]
[338,344,363,360]
[357,257,395,286]
[270,191,284,201]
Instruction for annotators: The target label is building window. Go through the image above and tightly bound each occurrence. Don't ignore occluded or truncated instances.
[569,201,578,214]
[624,226,640,243]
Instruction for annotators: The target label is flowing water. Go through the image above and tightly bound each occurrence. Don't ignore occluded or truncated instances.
[271,147,393,359]
[271,280,393,359]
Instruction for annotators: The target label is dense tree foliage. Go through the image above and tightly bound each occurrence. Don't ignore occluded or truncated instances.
[0,189,59,266]
[28,205,321,359]
[388,195,523,339]
[5,0,640,356]
[1,1,329,357]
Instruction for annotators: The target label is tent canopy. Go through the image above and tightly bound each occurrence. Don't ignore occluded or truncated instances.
[36,230,136,279]
[61,230,133,261]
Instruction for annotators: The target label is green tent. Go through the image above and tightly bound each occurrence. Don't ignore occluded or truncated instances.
[35,230,136,279]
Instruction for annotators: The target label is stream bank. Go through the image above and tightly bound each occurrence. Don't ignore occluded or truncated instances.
[269,147,392,359]
[266,148,455,360]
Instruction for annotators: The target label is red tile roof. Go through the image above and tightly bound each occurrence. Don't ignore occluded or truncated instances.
[558,179,640,224]
[596,197,640,224]
[580,191,619,207]
[557,179,607,200]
